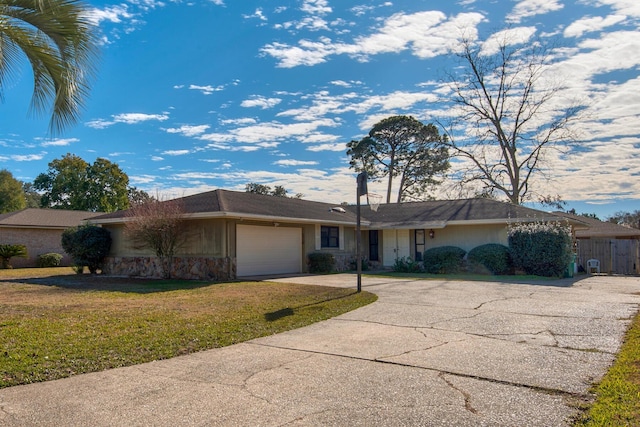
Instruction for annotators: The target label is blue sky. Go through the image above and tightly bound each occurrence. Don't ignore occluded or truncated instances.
[2,0,639,219]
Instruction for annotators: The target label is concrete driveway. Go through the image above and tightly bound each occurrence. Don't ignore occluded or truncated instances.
[1,275,639,426]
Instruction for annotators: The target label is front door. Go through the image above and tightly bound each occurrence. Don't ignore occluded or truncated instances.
[382,229,410,267]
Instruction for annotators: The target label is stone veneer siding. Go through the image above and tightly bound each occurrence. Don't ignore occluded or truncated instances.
[102,256,235,281]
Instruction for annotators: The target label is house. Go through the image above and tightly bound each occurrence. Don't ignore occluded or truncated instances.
[553,211,640,274]
[91,189,575,280]
[0,208,104,268]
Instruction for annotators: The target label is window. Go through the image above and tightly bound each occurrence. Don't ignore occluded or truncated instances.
[415,229,425,261]
[321,226,339,248]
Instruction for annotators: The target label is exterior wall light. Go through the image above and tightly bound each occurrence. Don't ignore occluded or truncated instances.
[429,229,435,239]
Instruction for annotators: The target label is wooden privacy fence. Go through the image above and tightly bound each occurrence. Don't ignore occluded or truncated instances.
[577,238,640,275]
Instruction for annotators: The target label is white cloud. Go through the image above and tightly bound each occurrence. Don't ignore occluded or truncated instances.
[189,84,224,95]
[84,5,132,25]
[306,143,347,152]
[11,153,46,161]
[273,159,319,166]
[241,96,283,109]
[507,0,563,24]
[166,124,210,137]
[564,14,627,37]
[85,112,169,128]
[39,138,79,147]
[244,8,267,21]
[162,150,190,156]
[480,27,538,56]
[593,0,640,18]
[199,118,339,146]
[301,0,331,15]
[262,11,486,68]
[113,112,169,124]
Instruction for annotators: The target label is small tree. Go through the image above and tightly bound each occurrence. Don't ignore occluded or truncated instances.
[0,244,28,269]
[61,225,111,273]
[124,198,187,279]
[508,220,572,277]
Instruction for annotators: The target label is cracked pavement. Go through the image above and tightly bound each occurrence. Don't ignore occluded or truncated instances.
[1,274,639,426]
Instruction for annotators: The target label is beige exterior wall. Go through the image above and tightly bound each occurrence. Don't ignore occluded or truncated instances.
[422,223,509,253]
[0,227,73,268]
[104,218,509,278]
[105,219,359,276]
[373,223,509,265]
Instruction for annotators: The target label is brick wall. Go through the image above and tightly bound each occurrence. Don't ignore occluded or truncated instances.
[0,228,70,268]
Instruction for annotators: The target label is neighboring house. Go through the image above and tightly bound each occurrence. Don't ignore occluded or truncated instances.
[92,189,577,280]
[0,209,104,268]
[553,212,640,275]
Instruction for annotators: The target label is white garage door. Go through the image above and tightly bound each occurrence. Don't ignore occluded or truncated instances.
[236,224,302,277]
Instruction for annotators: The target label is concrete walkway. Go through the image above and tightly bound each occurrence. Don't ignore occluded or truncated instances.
[1,275,639,426]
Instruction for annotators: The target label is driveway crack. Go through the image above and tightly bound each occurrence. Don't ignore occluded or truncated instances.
[438,372,478,414]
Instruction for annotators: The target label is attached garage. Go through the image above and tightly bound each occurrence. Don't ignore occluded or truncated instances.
[236,224,303,277]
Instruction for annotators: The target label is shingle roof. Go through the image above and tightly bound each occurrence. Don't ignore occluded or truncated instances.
[0,208,103,229]
[350,198,564,228]
[553,211,640,238]
[91,189,570,228]
[92,189,358,224]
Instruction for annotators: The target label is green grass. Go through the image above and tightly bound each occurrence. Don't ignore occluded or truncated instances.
[573,311,640,426]
[0,268,376,388]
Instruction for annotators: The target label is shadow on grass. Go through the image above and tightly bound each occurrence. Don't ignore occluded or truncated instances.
[9,274,216,294]
[264,290,363,322]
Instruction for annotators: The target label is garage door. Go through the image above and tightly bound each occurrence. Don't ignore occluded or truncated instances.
[236,224,302,277]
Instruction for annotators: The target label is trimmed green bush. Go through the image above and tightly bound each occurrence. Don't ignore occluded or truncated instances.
[308,252,335,274]
[37,253,64,268]
[61,225,112,274]
[468,244,513,275]
[423,246,466,274]
[392,256,423,273]
[508,220,573,277]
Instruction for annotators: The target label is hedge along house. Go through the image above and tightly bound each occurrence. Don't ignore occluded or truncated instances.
[0,208,104,268]
[358,198,572,267]
[90,189,576,280]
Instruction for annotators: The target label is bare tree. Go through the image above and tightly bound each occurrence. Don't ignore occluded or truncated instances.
[441,33,581,205]
[124,197,187,279]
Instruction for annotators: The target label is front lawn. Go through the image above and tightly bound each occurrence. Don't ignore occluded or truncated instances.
[574,311,640,426]
[0,268,376,388]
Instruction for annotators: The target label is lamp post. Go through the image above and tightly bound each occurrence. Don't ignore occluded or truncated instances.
[356,172,368,293]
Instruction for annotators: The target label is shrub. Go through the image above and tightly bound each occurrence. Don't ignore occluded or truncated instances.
[61,225,112,274]
[308,252,335,274]
[468,244,513,275]
[350,257,370,271]
[37,252,63,268]
[0,244,28,269]
[423,246,466,274]
[392,256,423,273]
[508,220,573,277]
